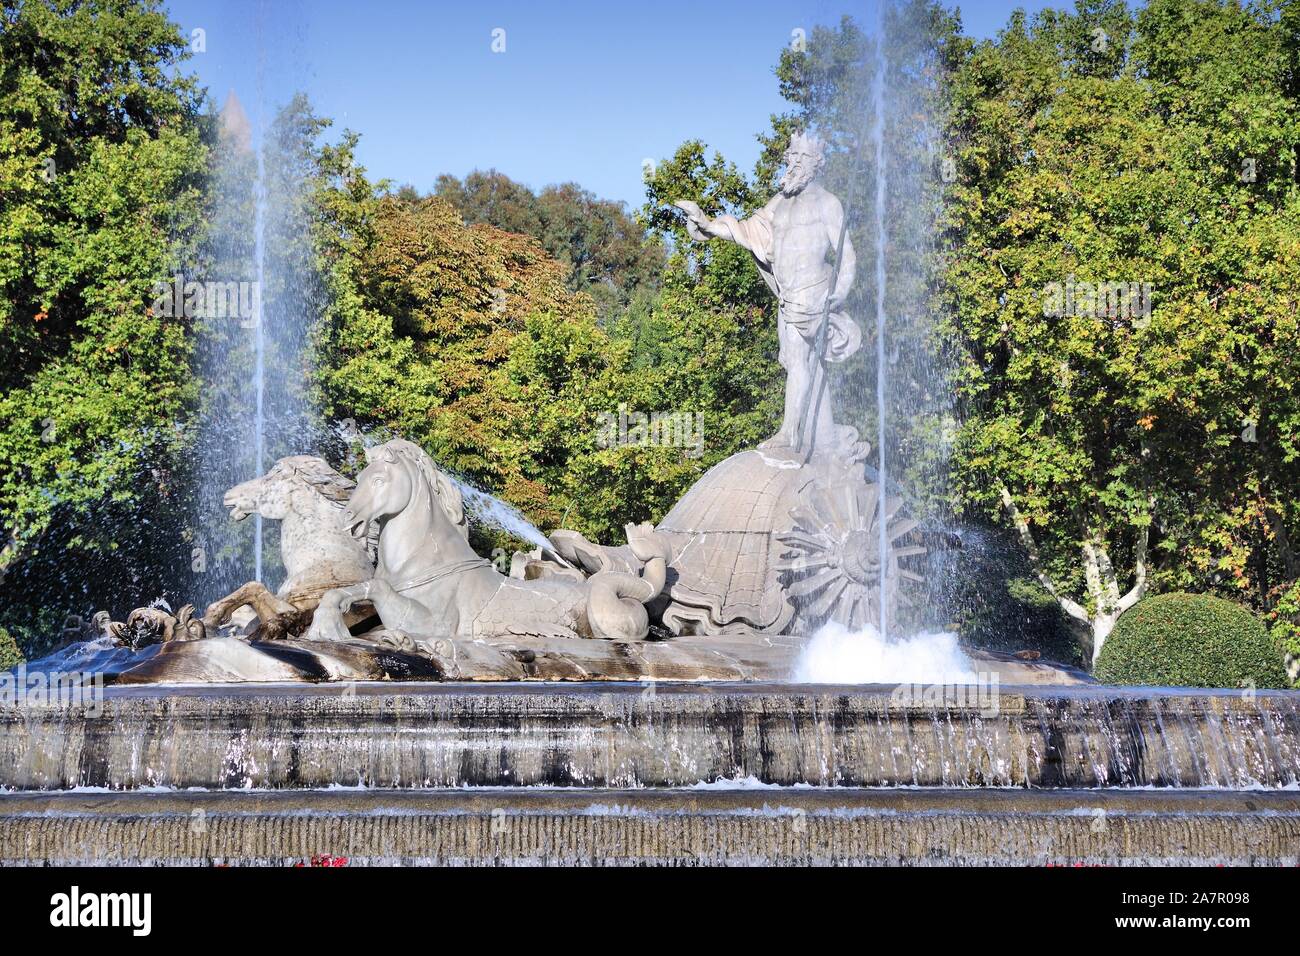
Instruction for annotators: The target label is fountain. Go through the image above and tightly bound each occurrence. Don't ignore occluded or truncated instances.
[2,1,1298,866]
[193,91,325,608]
[27,122,1059,687]
[872,16,892,642]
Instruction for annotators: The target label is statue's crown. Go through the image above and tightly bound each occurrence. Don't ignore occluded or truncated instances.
[787,130,826,161]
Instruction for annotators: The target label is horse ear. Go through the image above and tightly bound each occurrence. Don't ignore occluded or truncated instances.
[433,470,466,532]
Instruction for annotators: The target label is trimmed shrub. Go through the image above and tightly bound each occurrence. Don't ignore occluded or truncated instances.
[1095,592,1287,688]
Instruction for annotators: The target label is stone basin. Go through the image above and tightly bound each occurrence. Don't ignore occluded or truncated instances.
[4,787,1298,866]
[4,681,1298,866]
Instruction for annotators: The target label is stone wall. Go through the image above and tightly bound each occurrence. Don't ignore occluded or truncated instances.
[3,789,1297,866]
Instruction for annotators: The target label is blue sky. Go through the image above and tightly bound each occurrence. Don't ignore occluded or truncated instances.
[164,0,1056,208]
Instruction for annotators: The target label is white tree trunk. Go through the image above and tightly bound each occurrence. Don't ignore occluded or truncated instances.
[1000,486,1150,670]
[1090,608,1123,669]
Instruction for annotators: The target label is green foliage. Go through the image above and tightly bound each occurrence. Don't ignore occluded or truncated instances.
[0,0,209,654]
[941,0,1300,616]
[0,625,21,669]
[636,139,783,432]
[433,170,665,321]
[1095,592,1288,688]
[1266,580,1300,686]
[298,98,796,550]
[312,141,736,547]
[316,160,581,504]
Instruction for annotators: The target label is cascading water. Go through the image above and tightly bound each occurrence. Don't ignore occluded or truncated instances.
[453,481,554,554]
[191,93,260,607]
[193,84,324,605]
[793,0,960,679]
[251,131,268,584]
[795,622,976,683]
[331,420,557,557]
[871,10,890,641]
[871,0,953,637]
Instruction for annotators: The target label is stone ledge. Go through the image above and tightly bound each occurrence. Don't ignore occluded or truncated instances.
[3,788,1298,866]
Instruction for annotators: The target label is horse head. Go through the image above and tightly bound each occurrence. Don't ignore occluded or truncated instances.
[224,455,354,522]
[345,439,468,547]
[222,456,372,592]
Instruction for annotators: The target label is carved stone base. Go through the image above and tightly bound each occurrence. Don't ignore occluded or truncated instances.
[651,445,921,637]
[77,632,1090,686]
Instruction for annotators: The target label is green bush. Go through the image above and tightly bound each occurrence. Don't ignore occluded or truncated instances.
[0,626,22,670]
[1096,593,1287,688]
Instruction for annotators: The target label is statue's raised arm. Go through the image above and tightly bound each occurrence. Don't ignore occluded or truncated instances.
[673,199,775,264]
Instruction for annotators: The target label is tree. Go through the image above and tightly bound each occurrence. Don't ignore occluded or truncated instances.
[0,0,208,653]
[638,138,784,442]
[311,130,784,549]
[433,170,665,322]
[940,0,1300,663]
[314,138,630,544]
[0,626,21,669]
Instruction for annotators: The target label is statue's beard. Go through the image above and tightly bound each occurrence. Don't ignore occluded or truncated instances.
[780,165,816,196]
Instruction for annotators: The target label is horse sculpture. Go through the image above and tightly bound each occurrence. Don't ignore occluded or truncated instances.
[304,439,668,645]
[203,455,375,638]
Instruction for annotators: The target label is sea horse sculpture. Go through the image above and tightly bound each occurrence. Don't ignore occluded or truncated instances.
[202,455,375,638]
[304,439,668,645]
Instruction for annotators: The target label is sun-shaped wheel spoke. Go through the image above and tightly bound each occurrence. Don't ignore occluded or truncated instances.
[775,477,926,632]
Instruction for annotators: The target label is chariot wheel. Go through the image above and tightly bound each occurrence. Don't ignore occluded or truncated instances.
[775,480,927,633]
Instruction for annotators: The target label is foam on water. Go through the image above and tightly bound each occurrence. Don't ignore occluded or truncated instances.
[794,620,978,684]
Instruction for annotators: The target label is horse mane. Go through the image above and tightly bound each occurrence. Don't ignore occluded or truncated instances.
[369,439,469,541]
[272,455,379,559]
[277,455,355,508]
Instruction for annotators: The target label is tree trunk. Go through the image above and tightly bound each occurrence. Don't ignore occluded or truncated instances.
[1000,486,1150,671]
[1090,607,1122,669]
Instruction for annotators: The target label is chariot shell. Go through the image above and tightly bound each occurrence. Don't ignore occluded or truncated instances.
[654,450,807,635]
[655,449,924,636]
